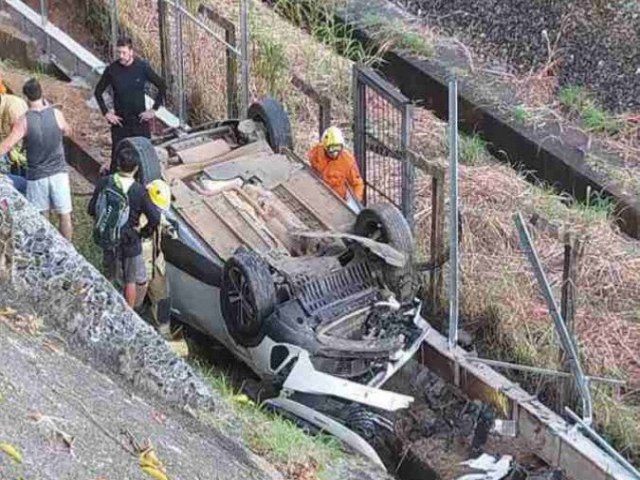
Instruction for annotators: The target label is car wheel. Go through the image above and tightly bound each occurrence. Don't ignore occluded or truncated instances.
[114,136,162,185]
[221,249,276,347]
[354,203,416,302]
[183,324,234,365]
[247,98,293,153]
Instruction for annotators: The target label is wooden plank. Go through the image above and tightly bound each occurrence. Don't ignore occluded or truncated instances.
[280,169,356,232]
[177,139,231,164]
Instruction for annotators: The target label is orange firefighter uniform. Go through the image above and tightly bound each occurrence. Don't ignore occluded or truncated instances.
[308,144,364,201]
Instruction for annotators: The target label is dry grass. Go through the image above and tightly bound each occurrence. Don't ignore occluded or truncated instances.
[48,0,640,462]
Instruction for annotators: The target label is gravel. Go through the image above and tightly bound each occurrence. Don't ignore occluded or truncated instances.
[393,0,640,112]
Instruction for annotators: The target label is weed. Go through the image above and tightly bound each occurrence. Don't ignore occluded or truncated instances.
[459,134,489,166]
[513,104,529,124]
[71,193,102,271]
[558,85,588,113]
[363,15,433,57]
[252,34,290,97]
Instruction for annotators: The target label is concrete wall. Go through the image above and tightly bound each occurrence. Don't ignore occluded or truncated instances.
[0,179,216,410]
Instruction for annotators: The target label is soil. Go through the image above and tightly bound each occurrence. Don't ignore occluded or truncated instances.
[393,0,640,113]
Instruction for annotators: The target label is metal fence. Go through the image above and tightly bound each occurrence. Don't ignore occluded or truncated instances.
[353,65,415,229]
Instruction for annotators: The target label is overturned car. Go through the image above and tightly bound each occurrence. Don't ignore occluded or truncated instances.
[120,98,429,468]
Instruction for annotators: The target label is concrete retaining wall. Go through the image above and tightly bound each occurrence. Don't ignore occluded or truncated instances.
[0,179,216,410]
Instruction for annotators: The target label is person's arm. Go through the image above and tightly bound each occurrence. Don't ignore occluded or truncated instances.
[87,178,106,217]
[347,155,365,202]
[308,145,323,173]
[94,66,111,116]
[0,116,27,156]
[95,66,122,126]
[54,109,72,137]
[144,61,166,112]
[140,190,161,236]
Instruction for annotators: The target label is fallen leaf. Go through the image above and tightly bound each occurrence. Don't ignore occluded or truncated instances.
[0,442,23,463]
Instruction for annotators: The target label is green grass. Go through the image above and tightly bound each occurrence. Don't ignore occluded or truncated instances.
[363,14,434,57]
[252,33,290,97]
[513,104,530,124]
[558,85,621,134]
[459,133,489,166]
[200,368,344,472]
[71,193,102,271]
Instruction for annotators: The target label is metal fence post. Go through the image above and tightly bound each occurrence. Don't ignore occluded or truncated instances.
[400,103,414,230]
[39,0,50,58]
[239,0,249,119]
[157,0,171,87]
[352,66,367,205]
[174,0,186,126]
[448,76,460,350]
[110,0,118,59]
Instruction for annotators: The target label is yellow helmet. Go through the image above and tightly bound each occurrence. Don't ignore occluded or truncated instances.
[321,126,345,157]
[147,179,171,211]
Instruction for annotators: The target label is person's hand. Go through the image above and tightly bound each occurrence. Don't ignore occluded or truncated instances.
[139,110,156,122]
[105,111,122,126]
[99,163,111,176]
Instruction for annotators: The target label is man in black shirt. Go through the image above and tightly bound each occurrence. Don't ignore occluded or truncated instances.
[95,36,166,174]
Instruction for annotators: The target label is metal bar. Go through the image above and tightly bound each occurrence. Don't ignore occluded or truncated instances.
[239,0,249,119]
[110,0,118,59]
[174,0,185,126]
[353,67,367,205]
[559,239,580,411]
[160,0,241,56]
[448,76,460,350]
[514,212,593,425]
[466,357,626,386]
[225,16,238,118]
[39,0,50,57]
[565,407,640,479]
[400,102,414,229]
[157,0,170,88]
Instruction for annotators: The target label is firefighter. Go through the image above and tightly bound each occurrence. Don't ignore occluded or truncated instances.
[308,126,364,202]
[136,178,174,337]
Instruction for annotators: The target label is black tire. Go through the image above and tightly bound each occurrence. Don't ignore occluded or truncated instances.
[221,249,276,347]
[183,324,234,365]
[114,136,162,185]
[247,98,293,152]
[354,203,415,302]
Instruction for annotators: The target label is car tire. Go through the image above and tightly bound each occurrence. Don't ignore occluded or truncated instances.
[247,98,293,153]
[221,249,276,347]
[115,136,162,185]
[354,203,415,302]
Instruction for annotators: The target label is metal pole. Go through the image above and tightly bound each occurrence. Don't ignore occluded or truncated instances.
[466,357,625,386]
[565,408,640,479]
[514,213,593,425]
[239,0,250,119]
[110,0,118,59]
[40,0,50,57]
[400,103,414,231]
[174,0,186,126]
[448,75,459,350]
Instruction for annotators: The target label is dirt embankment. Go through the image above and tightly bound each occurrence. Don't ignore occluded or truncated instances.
[395,0,640,113]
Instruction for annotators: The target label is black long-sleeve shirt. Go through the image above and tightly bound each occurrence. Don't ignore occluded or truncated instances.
[88,175,161,258]
[94,58,166,120]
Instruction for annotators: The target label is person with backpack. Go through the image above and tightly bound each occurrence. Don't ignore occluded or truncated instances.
[88,150,160,307]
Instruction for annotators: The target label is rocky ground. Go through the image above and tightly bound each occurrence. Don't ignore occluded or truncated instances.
[394,0,640,113]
